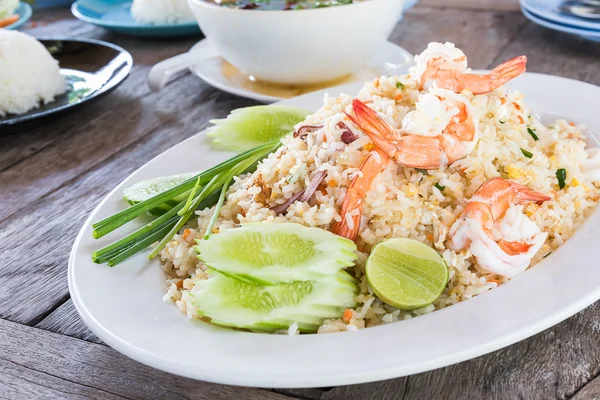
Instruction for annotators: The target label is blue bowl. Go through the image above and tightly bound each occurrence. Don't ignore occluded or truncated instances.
[71,0,201,37]
[4,2,32,30]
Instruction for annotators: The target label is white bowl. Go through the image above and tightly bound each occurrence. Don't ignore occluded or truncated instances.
[187,0,405,85]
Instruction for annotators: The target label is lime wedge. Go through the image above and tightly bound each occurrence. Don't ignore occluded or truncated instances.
[207,105,311,151]
[366,238,449,310]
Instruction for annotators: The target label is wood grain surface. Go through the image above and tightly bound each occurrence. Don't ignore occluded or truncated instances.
[2,2,600,399]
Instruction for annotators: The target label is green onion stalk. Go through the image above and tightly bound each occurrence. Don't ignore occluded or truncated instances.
[92,140,282,266]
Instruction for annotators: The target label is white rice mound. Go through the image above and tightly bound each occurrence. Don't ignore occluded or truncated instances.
[0,29,67,117]
[159,73,600,334]
[130,0,194,24]
[0,0,19,18]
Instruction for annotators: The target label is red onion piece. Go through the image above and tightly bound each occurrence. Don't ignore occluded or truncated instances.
[270,170,327,215]
[293,124,324,140]
[338,121,358,144]
[300,170,327,202]
[270,189,305,215]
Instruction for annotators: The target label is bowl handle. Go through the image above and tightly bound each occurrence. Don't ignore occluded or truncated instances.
[148,52,208,92]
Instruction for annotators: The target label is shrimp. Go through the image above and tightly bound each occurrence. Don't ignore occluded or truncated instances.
[413,42,527,94]
[448,177,552,278]
[332,149,388,240]
[346,88,478,170]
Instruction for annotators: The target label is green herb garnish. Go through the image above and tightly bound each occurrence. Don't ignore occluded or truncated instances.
[527,128,539,141]
[91,140,282,266]
[434,183,445,191]
[499,120,505,124]
[521,148,533,159]
[416,168,428,175]
[556,168,567,189]
[396,82,405,90]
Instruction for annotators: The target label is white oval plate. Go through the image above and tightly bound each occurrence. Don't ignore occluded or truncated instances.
[70,73,600,388]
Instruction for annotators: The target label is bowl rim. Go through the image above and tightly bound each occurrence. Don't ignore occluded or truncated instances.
[187,0,403,15]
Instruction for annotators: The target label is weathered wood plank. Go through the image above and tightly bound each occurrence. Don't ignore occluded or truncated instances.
[490,22,600,85]
[401,302,600,400]
[420,0,521,11]
[0,318,295,400]
[274,380,408,400]
[572,373,600,400]
[36,296,600,400]
[0,358,127,400]
[35,299,103,345]
[0,83,253,325]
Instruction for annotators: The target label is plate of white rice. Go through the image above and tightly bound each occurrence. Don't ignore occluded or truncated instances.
[0,32,133,127]
[70,61,600,387]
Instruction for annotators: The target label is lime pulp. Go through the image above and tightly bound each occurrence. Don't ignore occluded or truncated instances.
[365,238,449,310]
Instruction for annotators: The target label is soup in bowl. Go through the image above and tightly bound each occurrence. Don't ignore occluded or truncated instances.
[187,0,405,85]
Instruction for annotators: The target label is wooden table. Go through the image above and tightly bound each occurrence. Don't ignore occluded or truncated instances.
[2,2,600,399]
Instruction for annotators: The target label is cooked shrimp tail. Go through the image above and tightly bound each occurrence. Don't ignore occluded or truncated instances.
[345,99,401,150]
[511,179,551,204]
[414,42,526,94]
[458,56,527,94]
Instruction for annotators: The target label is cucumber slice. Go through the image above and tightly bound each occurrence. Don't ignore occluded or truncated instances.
[192,271,358,333]
[195,223,357,285]
[207,106,311,151]
[124,173,196,216]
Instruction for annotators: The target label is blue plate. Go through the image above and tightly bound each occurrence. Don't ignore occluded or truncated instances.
[522,6,600,42]
[521,0,600,31]
[71,0,201,37]
[4,2,32,30]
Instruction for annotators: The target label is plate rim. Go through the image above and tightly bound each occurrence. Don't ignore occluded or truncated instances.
[69,73,600,388]
[0,36,133,127]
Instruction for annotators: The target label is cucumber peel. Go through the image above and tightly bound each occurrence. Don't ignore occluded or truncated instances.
[207,106,310,151]
[192,271,358,333]
[195,222,357,285]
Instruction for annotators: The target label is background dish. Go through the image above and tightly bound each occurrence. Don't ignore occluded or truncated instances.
[4,2,32,30]
[71,0,201,37]
[187,39,414,102]
[187,0,405,85]
[0,37,132,127]
[521,0,600,31]
[521,6,600,42]
[70,73,600,388]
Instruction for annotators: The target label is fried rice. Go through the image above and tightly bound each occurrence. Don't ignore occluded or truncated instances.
[159,73,600,334]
